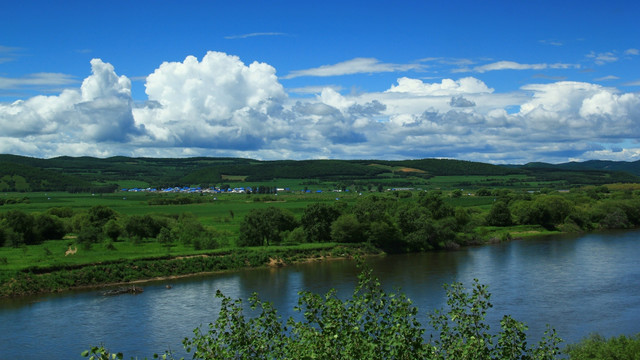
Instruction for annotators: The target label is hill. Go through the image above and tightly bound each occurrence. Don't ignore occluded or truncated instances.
[0,154,638,192]
[521,160,640,176]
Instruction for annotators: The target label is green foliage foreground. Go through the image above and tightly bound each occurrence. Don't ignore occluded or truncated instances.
[83,266,563,360]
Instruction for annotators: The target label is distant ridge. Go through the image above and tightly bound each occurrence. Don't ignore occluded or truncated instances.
[519,160,640,176]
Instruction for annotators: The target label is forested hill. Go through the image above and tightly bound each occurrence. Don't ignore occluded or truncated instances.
[519,160,640,176]
[0,154,639,192]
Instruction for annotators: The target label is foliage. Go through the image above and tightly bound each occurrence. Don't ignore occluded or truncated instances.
[565,333,640,359]
[238,207,298,246]
[429,279,562,359]
[485,200,512,227]
[104,219,123,242]
[124,214,167,241]
[87,268,563,359]
[331,213,366,243]
[301,203,342,243]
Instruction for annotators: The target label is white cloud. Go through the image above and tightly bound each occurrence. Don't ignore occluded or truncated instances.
[0,73,77,89]
[283,58,424,79]
[0,45,22,64]
[472,61,578,73]
[594,75,620,81]
[587,51,619,65]
[539,40,563,46]
[287,85,343,95]
[386,77,493,95]
[224,32,287,39]
[625,48,639,56]
[2,52,640,164]
[0,58,141,144]
[133,51,287,148]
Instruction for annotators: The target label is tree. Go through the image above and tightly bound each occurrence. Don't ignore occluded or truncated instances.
[156,227,174,252]
[418,191,454,220]
[429,279,562,359]
[0,210,38,245]
[77,225,103,250]
[485,201,512,227]
[34,213,67,241]
[124,215,166,241]
[103,219,123,242]
[238,207,297,246]
[331,213,366,243]
[301,203,341,243]
[88,205,117,228]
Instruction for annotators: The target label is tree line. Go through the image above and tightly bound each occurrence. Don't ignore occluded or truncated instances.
[2,186,639,254]
[0,205,227,251]
[237,187,640,253]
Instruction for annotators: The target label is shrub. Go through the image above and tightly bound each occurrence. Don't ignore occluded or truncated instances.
[566,333,640,359]
[85,267,563,359]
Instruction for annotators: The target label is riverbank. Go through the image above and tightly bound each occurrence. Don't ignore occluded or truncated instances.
[0,243,381,297]
[0,225,564,298]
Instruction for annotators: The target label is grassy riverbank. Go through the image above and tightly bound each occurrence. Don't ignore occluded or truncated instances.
[0,242,380,297]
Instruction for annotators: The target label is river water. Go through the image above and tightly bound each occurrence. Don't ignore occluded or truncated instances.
[1,230,639,359]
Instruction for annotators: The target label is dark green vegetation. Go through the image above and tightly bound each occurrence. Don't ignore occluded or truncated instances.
[566,333,640,359]
[83,267,564,359]
[2,182,640,297]
[2,154,639,192]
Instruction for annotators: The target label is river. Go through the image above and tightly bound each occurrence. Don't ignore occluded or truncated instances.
[1,230,639,359]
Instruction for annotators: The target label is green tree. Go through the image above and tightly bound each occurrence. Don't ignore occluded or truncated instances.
[88,205,117,228]
[485,201,512,227]
[103,219,123,242]
[418,191,454,220]
[301,203,341,243]
[124,214,166,241]
[156,227,174,252]
[0,210,38,245]
[330,213,366,243]
[238,207,297,246]
[172,213,206,245]
[429,279,562,360]
[77,225,103,250]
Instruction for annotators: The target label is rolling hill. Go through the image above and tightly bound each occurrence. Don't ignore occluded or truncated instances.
[0,154,638,192]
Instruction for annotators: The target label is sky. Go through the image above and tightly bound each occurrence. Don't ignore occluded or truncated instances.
[1,0,639,164]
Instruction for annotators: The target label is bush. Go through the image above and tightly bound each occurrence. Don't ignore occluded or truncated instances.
[566,333,640,359]
[85,267,564,359]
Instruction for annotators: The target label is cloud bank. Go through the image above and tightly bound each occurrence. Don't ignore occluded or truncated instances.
[2,51,640,163]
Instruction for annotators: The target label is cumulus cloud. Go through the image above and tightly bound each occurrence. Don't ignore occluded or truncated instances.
[449,96,476,107]
[133,51,287,148]
[0,58,142,146]
[2,52,640,164]
[386,77,493,95]
[283,58,424,79]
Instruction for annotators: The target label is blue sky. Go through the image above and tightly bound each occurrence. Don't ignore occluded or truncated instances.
[1,0,639,163]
